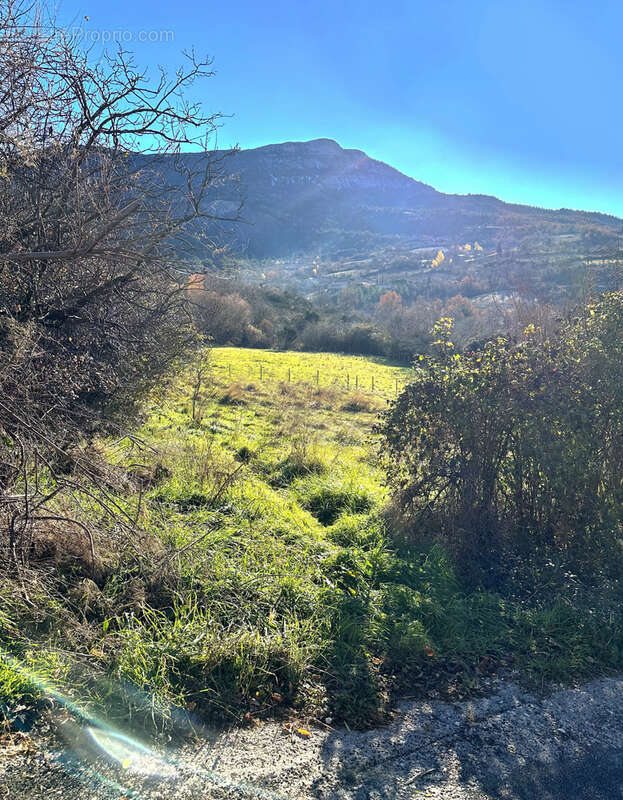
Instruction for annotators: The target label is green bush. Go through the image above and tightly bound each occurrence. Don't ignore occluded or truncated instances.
[379,295,623,585]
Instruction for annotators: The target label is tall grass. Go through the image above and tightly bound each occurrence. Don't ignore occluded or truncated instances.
[1,347,622,732]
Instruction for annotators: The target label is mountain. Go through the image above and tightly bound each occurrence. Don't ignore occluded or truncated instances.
[139,139,622,304]
[182,138,622,260]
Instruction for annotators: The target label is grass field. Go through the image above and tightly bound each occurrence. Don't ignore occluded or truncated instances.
[210,346,411,398]
[2,346,623,732]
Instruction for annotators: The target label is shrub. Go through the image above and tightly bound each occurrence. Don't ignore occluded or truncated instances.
[299,322,390,357]
[194,291,253,345]
[272,454,327,486]
[235,445,254,463]
[379,298,623,586]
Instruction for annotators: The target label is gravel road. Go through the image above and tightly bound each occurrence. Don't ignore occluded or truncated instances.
[3,675,623,799]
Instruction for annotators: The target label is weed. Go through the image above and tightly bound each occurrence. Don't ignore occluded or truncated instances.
[342,391,384,413]
[220,381,248,405]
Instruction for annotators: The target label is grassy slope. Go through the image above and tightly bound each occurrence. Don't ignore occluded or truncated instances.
[209,346,409,398]
[2,347,623,730]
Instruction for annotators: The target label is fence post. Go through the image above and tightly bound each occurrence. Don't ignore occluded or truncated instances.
[371,375,375,393]
[347,373,350,390]
[228,363,232,379]
[316,369,319,386]
[260,364,263,381]
[355,375,359,389]
[288,367,291,383]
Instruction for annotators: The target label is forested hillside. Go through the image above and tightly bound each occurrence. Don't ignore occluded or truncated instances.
[147,139,623,308]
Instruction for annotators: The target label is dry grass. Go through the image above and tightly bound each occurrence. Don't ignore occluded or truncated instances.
[277,380,300,397]
[220,381,248,405]
[310,386,341,407]
[341,391,384,413]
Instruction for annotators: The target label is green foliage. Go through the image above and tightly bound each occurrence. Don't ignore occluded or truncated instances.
[326,514,385,549]
[0,660,38,708]
[113,599,318,721]
[297,478,374,525]
[379,294,623,584]
[3,344,623,731]
[272,453,327,486]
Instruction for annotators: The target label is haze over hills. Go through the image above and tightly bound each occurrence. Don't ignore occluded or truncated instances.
[151,138,623,304]
[192,138,622,258]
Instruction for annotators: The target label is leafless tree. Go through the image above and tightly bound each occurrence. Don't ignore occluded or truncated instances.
[0,0,240,572]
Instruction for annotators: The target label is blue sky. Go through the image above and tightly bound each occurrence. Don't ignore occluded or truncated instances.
[58,0,623,217]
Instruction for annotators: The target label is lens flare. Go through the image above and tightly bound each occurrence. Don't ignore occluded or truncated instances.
[86,726,178,777]
[0,646,289,799]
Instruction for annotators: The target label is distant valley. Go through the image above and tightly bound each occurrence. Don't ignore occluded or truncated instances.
[157,138,623,305]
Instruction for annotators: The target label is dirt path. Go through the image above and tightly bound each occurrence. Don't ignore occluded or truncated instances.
[4,676,623,799]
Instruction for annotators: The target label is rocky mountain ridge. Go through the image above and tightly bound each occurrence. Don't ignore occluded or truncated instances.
[185,138,621,258]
